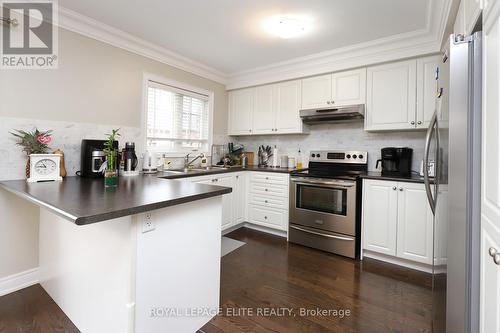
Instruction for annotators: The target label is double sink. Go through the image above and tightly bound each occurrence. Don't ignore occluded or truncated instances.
[160,166,235,178]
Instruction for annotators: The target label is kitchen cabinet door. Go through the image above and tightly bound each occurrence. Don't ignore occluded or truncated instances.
[196,176,234,230]
[252,85,275,134]
[228,88,254,135]
[233,173,246,224]
[416,56,441,129]
[480,216,500,333]
[454,0,466,35]
[362,179,398,256]
[464,0,482,35]
[331,68,366,106]
[365,60,417,131]
[274,80,303,134]
[214,175,234,230]
[396,182,434,264]
[301,74,332,110]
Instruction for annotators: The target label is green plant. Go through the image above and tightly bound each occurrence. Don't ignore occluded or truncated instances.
[10,129,53,155]
[104,128,120,170]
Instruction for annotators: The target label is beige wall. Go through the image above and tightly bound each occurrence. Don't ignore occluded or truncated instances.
[0,28,228,282]
[0,28,228,134]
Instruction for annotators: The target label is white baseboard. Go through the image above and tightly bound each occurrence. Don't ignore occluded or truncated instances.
[223,222,288,239]
[0,268,39,297]
[362,251,433,273]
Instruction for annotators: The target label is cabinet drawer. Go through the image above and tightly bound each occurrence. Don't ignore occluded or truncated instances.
[250,182,288,197]
[248,205,287,230]
[250,172,289,185]
[249,193,288,210]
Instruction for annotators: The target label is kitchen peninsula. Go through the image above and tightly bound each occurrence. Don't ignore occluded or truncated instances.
[0,176,232,333]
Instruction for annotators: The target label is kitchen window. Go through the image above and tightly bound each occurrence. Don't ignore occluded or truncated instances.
[144,76,213,155]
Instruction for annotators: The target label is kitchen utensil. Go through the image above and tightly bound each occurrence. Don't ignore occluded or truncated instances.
[142,150,161,174]
[280,155,289,168]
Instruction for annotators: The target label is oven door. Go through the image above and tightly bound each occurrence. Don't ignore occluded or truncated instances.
[290,177,357,236]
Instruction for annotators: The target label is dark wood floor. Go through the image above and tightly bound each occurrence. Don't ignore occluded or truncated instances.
[0,227,432,333]
[201,228,432,333]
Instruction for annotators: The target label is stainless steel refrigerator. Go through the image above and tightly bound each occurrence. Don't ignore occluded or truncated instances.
[425,32,482,333]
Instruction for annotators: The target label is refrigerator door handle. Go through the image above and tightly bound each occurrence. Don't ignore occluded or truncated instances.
[424,111,438,214]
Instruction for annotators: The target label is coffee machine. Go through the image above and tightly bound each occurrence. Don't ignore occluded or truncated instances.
[80,139,119,178]
[376,147,413,177]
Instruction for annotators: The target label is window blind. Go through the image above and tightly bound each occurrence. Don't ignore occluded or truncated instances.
[146,81,210,152]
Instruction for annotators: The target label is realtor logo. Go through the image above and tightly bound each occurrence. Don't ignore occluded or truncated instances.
[1,0,58,69]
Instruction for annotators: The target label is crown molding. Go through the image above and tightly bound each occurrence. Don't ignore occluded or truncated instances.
[226,0,454,90]
[57,7,228,85]
[53,0,454,90]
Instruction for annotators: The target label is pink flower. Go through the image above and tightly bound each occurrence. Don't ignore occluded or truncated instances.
[37,135,51,145]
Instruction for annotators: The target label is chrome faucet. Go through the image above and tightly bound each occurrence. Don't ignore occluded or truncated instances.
[184,153,204,171]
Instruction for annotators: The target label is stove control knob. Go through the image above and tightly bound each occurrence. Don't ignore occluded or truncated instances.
[352,154,357,159]
[358,154,364,159]
[317,154,321,158]
[311,154,316,158]
[346,154,351,159]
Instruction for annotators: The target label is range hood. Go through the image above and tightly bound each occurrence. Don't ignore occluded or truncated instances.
[300,104,365,124]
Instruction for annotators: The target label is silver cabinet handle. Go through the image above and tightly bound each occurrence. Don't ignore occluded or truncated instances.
[399,187,404,191]
[264,200,268,203]
[265,188,268,192]
[327,101,331,104]
[290,225,354,241]
[411,120,415,125]
[417,120,422,125]
[331,100,335,104]
[489,247,500,265]
[392,186,397,191]
[264,216,267,219]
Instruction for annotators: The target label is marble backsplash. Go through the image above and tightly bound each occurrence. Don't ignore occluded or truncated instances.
[0,116,228,181]
[232,122,427,172]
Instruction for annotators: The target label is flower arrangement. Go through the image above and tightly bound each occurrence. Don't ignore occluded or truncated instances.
[10,128,53,178]
[10,128,53,155]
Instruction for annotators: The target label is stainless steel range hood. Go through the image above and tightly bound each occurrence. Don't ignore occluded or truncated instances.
[300,104,365,124]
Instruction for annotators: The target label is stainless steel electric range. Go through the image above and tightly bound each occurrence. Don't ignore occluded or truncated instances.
[289,150,368,259]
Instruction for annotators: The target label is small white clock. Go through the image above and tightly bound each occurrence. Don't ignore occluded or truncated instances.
[27,154,63,183]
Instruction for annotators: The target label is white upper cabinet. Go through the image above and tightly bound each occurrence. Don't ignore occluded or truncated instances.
[301,69,366,109]
[301,74,332,109]
[228,88,254,135]
[331,68,366,106]
[252,85,275,134]
[228,80,304,136]
[454,0,483,35]
[274,80,303,133]
[416,55,441,129]
[365,59,417,131]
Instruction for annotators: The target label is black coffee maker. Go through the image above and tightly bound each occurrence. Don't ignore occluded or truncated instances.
[376,147,413,177]
[80,139,119,178]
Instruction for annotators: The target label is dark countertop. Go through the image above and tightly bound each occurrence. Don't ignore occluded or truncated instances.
[158,165,300,179]
[0,176,232,225]
[359,172,429,184]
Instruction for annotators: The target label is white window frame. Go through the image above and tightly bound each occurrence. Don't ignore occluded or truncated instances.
[142,72,214,157]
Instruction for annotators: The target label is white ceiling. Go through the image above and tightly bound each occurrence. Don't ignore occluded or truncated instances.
[59,0,431,75]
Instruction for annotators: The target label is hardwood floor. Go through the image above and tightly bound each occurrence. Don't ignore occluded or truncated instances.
[201,228,432,333]
[0,284,78,333]
[0,227,432,333]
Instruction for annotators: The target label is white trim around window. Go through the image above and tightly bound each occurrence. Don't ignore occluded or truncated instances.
[141,72,214,157]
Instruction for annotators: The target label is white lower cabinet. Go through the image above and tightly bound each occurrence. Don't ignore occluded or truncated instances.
[184,171,288,232]
[362,179,435,268]
[188,173,245,231]
[247,172,289,232]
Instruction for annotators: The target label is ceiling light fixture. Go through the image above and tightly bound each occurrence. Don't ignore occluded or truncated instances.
[262,15,309,39]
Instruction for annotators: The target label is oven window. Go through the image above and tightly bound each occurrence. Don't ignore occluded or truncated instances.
[296,184,347,215]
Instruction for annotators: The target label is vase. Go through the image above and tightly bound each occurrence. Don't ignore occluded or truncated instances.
[104,169,118,187]
[104,152,118,188]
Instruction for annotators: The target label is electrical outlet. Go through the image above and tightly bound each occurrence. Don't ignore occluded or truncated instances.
[142,212,155,233]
